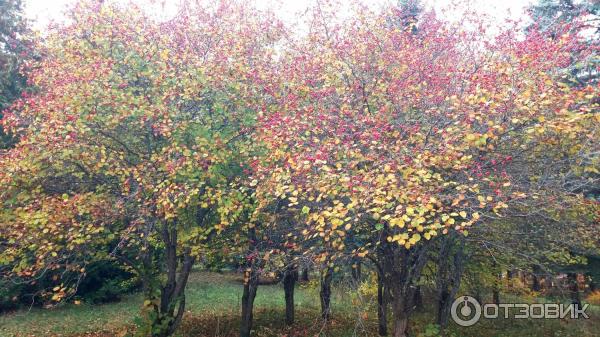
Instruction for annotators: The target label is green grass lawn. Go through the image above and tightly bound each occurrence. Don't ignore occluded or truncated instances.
[1,272,598,337]
[0,272,349,337]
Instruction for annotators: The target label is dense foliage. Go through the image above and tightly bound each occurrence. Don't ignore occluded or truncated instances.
[0,1,598,337]
[0,0,33,148]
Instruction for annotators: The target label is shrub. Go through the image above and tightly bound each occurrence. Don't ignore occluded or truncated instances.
[0,259,138,310]
[0,281,22,312]
[76,260,139,304]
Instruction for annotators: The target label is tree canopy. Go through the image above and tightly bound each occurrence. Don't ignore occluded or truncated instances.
[0,1,598,337]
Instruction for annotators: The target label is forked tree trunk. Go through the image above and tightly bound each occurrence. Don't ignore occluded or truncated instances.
[240,226,260,337]
[147,224,195,337]
[283,264,298,325]
[320,266,334,320]
[380,239,429,337]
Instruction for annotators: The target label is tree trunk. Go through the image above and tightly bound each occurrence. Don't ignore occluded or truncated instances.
[436,288,451,327]
[413,286,423,312]
[148,224,195,337]
[492,261,501,305]
[377,270,388,336]
[351,258,362,285]
[240,226,259,337]
[390,293,409,337]
[492,288,500,305]
[435,236,465,330]
[301,267,309,282]
[567,272,581,310]
[532,265,541,292]
[240,268,259,337]
[381,242,429,337]
[283,264,298,325]
[507,269,514,288]
[474,290,482,305]
[320,266,334,320]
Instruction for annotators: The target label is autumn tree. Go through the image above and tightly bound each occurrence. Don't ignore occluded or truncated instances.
[0,1,282,336]
[252,3,599,337]
[1,2,597,337]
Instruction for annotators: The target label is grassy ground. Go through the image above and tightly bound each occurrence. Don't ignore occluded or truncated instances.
[0,272,598,337]
[0,272,352,337]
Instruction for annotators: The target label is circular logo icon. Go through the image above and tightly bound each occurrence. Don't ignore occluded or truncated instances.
[451,296,481,327]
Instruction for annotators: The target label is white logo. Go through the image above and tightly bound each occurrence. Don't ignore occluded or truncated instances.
[451,296,482,327]
[451,295,589,327]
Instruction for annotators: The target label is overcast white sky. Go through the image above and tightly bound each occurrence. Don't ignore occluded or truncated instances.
[24,0,534,30]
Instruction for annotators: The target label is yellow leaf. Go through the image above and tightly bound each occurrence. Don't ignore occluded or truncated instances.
[331,218,343,228]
